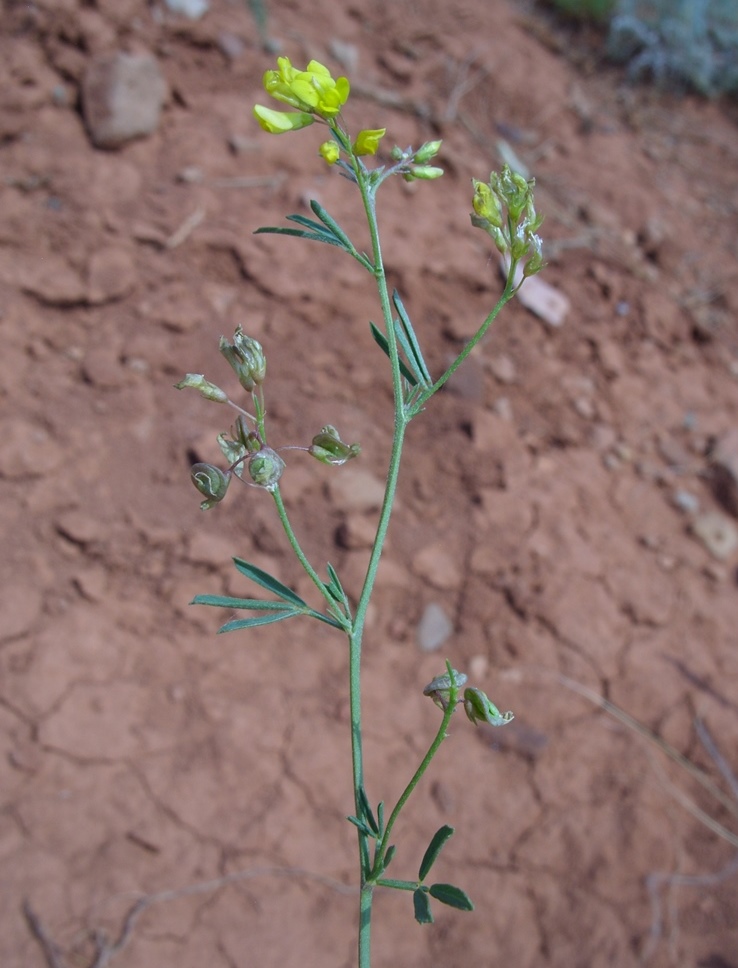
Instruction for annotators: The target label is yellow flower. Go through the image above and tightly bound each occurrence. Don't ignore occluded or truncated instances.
[352,128,386,156]
[253,105,315,134]
[263,56,304,109]
[261,57,349,121]
[319,140,341,164]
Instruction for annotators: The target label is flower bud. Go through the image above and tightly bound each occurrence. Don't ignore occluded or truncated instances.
[191,463,230,510]
[319,140,340,165]
[405,165,444,181]
[423,668,468,710]
[248,447,285,490]
[413,140,442,164]
[353,128,386,156]
[462,687,514,727]
[174,373,228,403]
[219,327,266,391]
[309,425,361,466]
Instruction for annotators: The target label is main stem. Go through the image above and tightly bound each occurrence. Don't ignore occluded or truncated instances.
[348,155,409,968]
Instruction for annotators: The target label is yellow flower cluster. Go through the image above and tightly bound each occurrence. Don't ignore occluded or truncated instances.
[254,57,350,134]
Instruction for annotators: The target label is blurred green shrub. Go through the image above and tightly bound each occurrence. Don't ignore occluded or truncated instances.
[607,0,738,95]
[542,0,738,95]
[548,0,616,22]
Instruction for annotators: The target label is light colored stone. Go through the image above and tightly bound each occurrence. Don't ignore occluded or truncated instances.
[416,602,453,652]
[691,511,738,560]
[500,256,569,326]
[411,542,462,590]
[82,51,167,149]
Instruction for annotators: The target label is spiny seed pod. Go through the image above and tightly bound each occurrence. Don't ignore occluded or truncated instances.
[191,463,230,510]
[248,447,285,490]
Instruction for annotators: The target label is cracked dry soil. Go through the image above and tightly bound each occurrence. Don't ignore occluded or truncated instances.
[2,1,738,966]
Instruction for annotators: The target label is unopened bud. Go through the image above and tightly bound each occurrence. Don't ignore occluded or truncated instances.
[463,687,514,727]
[248,447,285,490]
[405,165,444,181]
[309,425,361,466]
[413,140,442,164]
[174,373,228,403]
[191,463,230,510]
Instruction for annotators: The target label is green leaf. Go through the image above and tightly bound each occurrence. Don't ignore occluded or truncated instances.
[428,883,474,912]
[192,594,295,611]
[232,558,307,607]
[254,226,349,251]
[383,843,396,871]
[413,887,434,924]
[369,322,418,386]
[217,610,303,633]
[377,801,385,838]
[324,562,348,605]
[358,786,379,835]
[347,815,375,838]
[418,825,455,882]
[309,200,354,250]
[392,290,432,386]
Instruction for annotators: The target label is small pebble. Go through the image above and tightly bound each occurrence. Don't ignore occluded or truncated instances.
[691,511,738,560]
[672,489,700,514]
[416,602,453,653]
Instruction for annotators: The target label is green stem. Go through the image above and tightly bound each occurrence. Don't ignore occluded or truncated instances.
[370,689,458,880]
[346,148,410,968]
[270,485,346,622]
[410,260,520,415]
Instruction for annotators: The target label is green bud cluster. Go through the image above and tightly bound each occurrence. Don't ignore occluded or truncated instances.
[471,164,544,278]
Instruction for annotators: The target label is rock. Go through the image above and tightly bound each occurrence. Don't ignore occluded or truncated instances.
[710,429,738,518]
[56,509,107,546]
[672,489,699,515]
[165,0,209,17]
[82,51,167,149]
[411,542,462,591]
[487,354,517,384]
[500,256,569,327]
[19,253,86,306]
[416,602,453,652]
[691,511,738,560]
[336,514,377,550]
[87,247,137,304]
[327,469,386,513]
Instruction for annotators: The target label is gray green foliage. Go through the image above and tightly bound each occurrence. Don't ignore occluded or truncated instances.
[544,0,738,95]
[607,0,738,95]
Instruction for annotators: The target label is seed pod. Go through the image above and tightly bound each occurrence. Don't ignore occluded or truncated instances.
[191,463,230,510]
